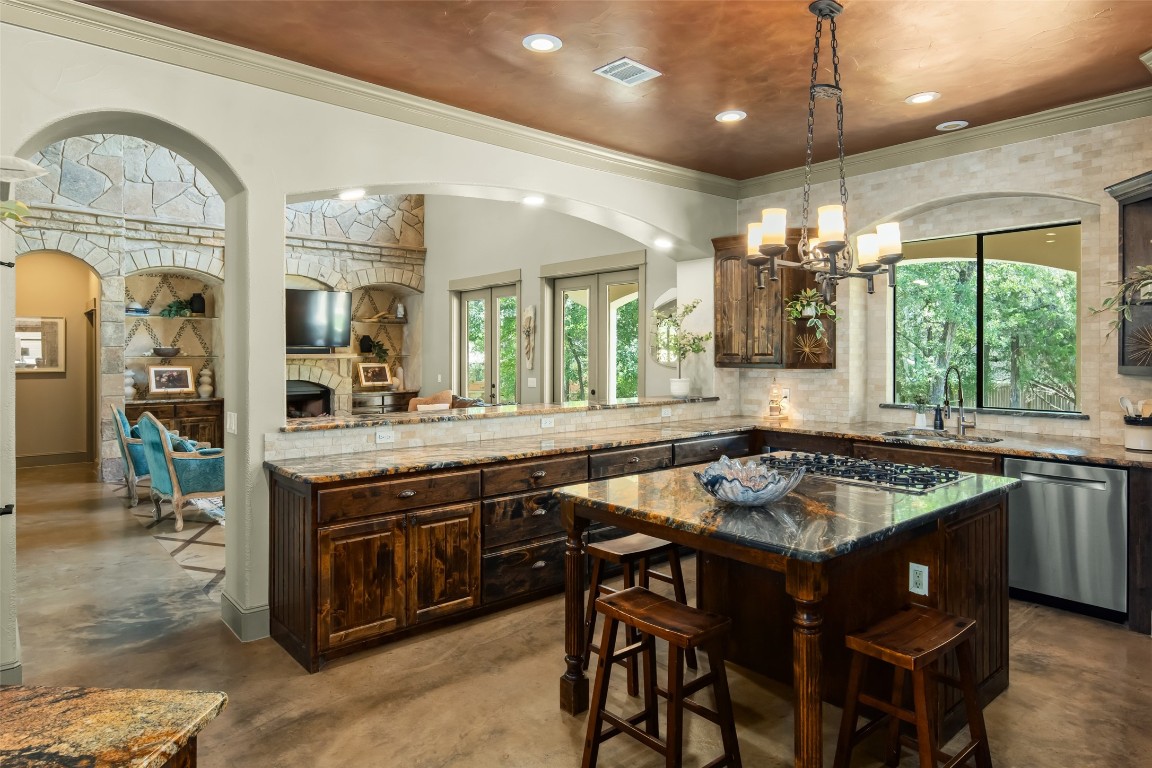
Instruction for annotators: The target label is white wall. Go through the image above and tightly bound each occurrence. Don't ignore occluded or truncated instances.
[423,195,679,401]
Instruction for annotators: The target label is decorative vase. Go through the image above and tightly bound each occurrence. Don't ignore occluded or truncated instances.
[393,364,404,390]
[124,371,136,400]
[914,410,928,428]
[396,302,406,319]
[670,378,690,397]
[801,304,817,318]
[197,369,214,398]
[189,292,206,315]
[359,334,374,353]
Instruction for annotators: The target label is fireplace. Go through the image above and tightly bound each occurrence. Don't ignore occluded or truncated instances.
[287,380,332,418]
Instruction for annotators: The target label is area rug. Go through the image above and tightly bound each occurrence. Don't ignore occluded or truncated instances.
[129,496,226,603]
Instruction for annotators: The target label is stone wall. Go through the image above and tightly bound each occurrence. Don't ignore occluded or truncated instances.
[285,195,423,246]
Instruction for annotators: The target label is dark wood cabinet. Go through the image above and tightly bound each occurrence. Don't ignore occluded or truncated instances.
[589,443,673,478]
[408,502,481,624]
[318,515,407,651]
[852,441,1001,474]
[712,230,835,369]
[672,433,752,466]
[125,398,224,448]
[1106,171,1152,376]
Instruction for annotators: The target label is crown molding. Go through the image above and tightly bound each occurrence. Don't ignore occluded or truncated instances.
[0,0,742,199]
[738,87,1152,199]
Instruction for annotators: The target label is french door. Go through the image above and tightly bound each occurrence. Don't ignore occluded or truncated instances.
[553,270,641,403]
[461,285,519,404]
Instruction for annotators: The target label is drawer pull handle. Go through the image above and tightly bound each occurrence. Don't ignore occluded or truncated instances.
[397,489,417,499]
[710,446,720,452]
[530,507,548,516]
[531,560,548,569]
[628,456,641,463]
[530,470,548,479]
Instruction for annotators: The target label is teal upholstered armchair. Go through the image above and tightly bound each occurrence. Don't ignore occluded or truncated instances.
[111,404,150,507]
[136,411,225,532]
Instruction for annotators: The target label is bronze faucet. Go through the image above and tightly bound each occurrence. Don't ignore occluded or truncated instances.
[943,365,977,436]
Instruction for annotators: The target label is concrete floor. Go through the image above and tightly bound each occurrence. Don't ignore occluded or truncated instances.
[11,464,1152,767]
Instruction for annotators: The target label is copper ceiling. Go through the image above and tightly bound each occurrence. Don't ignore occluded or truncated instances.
[83,1,1152,180]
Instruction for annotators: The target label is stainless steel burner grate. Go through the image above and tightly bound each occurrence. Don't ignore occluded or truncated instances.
[762,452,970,494]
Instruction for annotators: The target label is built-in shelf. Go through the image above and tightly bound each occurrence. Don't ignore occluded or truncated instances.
[126,355,217,359]
[124,314,217,320]
[352,317,407,325]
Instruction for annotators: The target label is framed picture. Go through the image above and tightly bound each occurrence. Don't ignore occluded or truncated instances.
[15,317,65,373]
[148,365,196,395]
[356,362,393,388]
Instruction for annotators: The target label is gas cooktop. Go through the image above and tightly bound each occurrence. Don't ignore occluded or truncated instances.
[761,452,969,495]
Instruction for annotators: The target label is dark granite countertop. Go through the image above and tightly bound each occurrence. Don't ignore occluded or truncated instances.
[553,464,1019,563]
[0,685,227,767]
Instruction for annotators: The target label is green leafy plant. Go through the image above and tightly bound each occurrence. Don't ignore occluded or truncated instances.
[651,298,712,378]
[0,199,31,225]
[1091,265,1152,336]
[368,340,389,363]
[159,299,191,318]
[784,288,837,339]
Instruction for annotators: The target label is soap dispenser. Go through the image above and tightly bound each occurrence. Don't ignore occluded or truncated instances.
[933,405,945,431]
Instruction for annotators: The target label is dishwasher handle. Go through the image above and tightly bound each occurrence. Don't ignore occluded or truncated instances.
[1018,471,1109,492]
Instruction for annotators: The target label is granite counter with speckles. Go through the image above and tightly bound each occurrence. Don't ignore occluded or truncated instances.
[553,464,1019,562]
[0,686,227,767]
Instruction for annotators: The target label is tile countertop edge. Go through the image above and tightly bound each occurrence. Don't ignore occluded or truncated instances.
[279,396,721,432]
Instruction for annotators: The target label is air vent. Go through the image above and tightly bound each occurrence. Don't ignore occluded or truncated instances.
[593,57,662,87]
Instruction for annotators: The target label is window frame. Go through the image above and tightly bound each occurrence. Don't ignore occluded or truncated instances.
[457,283,520,405]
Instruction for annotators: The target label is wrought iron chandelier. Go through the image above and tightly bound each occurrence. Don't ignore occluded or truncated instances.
[746,0,903,301]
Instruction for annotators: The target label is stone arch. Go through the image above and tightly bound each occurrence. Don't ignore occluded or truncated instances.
[284,256,342,289]
[854,190,1098,236]
[288,364,353,395]
[123,248,225,281]
[14,229,116,277]
[346,265,425,293]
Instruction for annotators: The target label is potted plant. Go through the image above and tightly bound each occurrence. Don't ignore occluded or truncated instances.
[784,288,837,340]
[159,299,191,318]
[913,394,929,428]
[1092,264,1152,335]
[652,299,712,397]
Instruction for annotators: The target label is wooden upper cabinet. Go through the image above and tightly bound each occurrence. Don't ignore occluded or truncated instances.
[407,502,481,625]
[712,230,835,369]
[1106,172,1152,376]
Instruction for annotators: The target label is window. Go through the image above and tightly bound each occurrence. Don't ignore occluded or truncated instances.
[553,270,641,402]
[461,285,518,404]
[893,223,1079,413]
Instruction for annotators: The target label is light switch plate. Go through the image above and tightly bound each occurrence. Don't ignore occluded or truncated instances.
[541,417,555,428]
[527,377,538,388]
[225,411,237,434]
[661,407,672,417]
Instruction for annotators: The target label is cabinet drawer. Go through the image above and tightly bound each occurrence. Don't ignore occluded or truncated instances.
[482,535,566,604]
[673,434,752,466]
[761,430,852,456]
[853,442,1001,474]
[177,401,223,417]
[483,491,563,550]
[482,455,588,496]
[318,470,481,524]
[589,443,673,479]
[128,403,175,421]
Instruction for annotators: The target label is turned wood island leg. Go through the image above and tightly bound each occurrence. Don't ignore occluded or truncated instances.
[560,501,591,715]
[787,560,828,768]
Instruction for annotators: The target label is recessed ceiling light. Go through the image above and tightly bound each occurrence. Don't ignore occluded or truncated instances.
[904,91,940,105]
[654,237,673,250]
[1045,232,1056,236]
[338,188,365,201]
[522,34,562,52]
[936,120,969,132]
[522,195,545,207]
[715,110,747,123]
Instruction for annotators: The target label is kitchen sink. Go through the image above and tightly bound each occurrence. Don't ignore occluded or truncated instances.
[880,429,1002,444]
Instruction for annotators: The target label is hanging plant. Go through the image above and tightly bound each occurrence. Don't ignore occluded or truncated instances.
[784,288,837,339]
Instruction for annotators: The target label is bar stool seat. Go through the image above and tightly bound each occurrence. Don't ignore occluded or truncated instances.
[582,587,742,768]
[834,604,993,768]
[583,533,696,697]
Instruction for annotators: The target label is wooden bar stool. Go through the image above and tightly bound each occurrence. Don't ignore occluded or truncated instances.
[582,586,742,768]
[833,605,993,768]
[583,533,697,697]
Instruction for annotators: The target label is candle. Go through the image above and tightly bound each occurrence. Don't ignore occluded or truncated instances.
[856,232,879,268]
[760,208,787,245]
[877,222,902,258]
[817,205,845,243]
[746,222,763,256]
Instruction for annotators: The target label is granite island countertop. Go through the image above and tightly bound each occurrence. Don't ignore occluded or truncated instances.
[264,416,1152,484]
[553,464,1020,562]
[0,686,227,767]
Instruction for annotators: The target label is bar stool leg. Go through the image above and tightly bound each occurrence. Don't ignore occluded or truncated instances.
[707,640,743,768]
[582,557,605,671]
[665,644,685,768]
[886,667,906,767]
[582,614,621,768]
[642,632,660,737]
[833,652,866,768]
[667,549,698,671]
[623,562,640,697]
[911,668,937,768]
[956,639,993,768]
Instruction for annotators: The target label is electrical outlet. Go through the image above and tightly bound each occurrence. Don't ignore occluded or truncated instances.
[782,388,790,400]
[375,427,394,444]
[541,417,555,429]
[909,563,929,596]
[661,407,672,417]
[225,411,237,434]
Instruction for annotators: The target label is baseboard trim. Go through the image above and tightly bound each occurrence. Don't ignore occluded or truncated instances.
[15,452,91,468]
[0,662,22,685]
[220,592,270,642]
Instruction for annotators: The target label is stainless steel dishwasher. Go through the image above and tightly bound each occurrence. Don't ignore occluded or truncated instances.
[1005,458,1127,616]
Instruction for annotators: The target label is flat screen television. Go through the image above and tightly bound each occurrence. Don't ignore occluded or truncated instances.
[285,289,352,352]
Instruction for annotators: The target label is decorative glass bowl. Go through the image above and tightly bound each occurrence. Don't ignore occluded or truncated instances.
[694,455,805,506]
[152,346,181,357]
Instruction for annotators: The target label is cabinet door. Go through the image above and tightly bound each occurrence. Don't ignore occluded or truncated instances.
[174,415,220,447]
[318,515,407,651]
[746,271,783,364]
[713,235,749,366]
[408,502,481,624]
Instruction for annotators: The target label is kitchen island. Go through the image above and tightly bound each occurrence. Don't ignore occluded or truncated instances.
[554,462,1018,768]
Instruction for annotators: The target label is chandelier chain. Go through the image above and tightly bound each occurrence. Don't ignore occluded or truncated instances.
[830,15,848,234]
[800,14,824,253]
